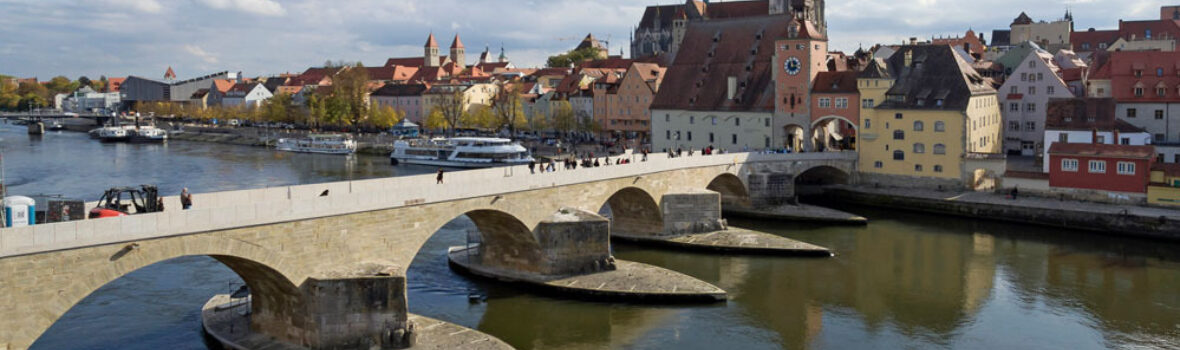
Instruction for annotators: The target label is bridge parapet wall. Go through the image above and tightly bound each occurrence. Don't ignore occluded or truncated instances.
[661,191,724,235]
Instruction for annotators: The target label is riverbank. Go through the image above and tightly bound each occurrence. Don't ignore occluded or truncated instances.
[169,129,395,156]
[822,185,1180,240]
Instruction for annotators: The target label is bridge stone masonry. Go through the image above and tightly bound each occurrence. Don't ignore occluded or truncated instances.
[0,151,854,350]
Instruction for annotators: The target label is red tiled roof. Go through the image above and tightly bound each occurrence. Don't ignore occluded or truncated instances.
[1048,142,1155,159]
[705,1,768,19]
[1109,50,1180,102]
[450,34,464,49]
[1045,98,1146,132]
[1070,29,1119,51]
[1152,163,1180,177]
[425,33,438,48]
[652,15,794,112]
[1061,67,1085,82]
[164,66,176,79]
[107,77,126,92]
[213,79,235,93]
[812,71,859,94]
[1118,20,1180,42]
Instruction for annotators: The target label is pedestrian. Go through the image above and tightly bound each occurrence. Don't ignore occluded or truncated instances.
[436,168,444,184]
[641,149,648,162]
[1010,187,1019,200]
[528,160,536,174]
[180,188,193,210]
[547,160,556,172]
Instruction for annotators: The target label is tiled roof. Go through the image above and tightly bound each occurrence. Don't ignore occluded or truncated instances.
[1070,29,1120,51]
[385,57,427,68]
[450,34,464,49]
[190,88,209,99]
[1012,12,1033,26]
[372,83,428,97]
[877,44,995,110]
[1152,163,1180,177]
[1045,98,1145,132]
[425,33,438,48]
[227,82,257,94]
[706,1,768,19]
[652,15,793,112]
[213,79,235,93]
[1061,67,1085,82]
[1118,20,1180,42]
[991,30,1011,47]
[1108,50,1180,102]
[858,58,891,79]
[812,71,859,94]
[1048,142,1155,159]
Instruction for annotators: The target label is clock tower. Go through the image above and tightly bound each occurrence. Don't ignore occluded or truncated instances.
[774,17,827,150]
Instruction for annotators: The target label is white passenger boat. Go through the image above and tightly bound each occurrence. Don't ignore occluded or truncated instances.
[390,137,533,168]
[130,126,168,143]
[276,134,357,155]
[93,126,131,142]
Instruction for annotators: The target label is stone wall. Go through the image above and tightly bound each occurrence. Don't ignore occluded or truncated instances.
[301,264,413,349]
[826,188,1180,240]
[857,172,965,191]
[661,191,724,235]
[534,208,614,276]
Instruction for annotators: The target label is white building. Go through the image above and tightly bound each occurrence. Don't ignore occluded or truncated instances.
[54,86,122,113]
[221,83,273,108]
[998,49,1074,156]
[1041,98,1152,172]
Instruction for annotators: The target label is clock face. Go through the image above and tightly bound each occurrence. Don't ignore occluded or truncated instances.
[785,57,802,76]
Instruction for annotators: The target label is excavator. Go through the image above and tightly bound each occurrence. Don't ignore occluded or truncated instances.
[88,185,163,219]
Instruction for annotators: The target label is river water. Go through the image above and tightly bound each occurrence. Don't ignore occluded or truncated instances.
[7,124,1180,350]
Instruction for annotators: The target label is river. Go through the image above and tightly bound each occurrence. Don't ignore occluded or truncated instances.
[6,124,1179,350]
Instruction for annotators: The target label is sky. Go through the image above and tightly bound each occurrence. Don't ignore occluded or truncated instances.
[0,0,1172,80]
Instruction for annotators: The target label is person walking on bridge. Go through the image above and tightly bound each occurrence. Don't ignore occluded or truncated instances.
[180,188,193,210]
[436,168,445,184]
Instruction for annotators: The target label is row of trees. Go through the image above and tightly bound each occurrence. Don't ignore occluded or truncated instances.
[421,86,598,136]
[0,75,114,111]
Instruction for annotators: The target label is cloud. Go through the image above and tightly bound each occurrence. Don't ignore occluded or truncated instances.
[195,0,285,16]
[184,45,219,64]
[103,0,164,13]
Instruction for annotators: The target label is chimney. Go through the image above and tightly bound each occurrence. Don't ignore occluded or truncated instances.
[1114,129,1121,144]
[1092,129,1098,144]
[727,76,737,100]
[909,37,918,45]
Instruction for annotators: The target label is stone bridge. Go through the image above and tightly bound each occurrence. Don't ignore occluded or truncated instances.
[0,151,854,349]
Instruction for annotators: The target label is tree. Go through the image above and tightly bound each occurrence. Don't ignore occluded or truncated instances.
[95,76,109,93]
[463,104,497,130]
[261,92,295,123]
[331,64,371,132]
[527,110,548,132]
[16,82,51,107]
[436,88,468,137]
[577,114,601,134]
[552,100,577,133]
[491,84,527,136]
[0,77,18,110]
[18,93,47,110]
[424,107,447,131]
[367,104,402,130]
[77,76,92,88]
[45,76,78,96]
[547,47,605,68]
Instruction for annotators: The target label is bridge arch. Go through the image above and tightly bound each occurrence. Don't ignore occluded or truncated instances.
[20,241,302,349]
[599,187,663,236]
[707,172,751,209]
[427,209,544,274]
[811,115,858,152]
[794,165,850,197]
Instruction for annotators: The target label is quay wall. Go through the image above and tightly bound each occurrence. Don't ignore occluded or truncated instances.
[825,188,1180,240]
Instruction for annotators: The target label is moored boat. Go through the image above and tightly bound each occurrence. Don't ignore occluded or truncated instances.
[276,134,357,154]
[129,126,168,143]
[390,137,533,168]
[93,126,131,142]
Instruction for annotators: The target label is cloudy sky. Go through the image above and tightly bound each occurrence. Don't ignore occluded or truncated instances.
[0,0,1171,80]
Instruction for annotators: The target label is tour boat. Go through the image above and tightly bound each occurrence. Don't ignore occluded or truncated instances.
[276,134,357,155]
[129,126,168,143]
[47,121,65,131]
[390,137,533,168]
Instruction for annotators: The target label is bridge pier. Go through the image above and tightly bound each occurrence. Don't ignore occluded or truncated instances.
[746,173,796,207]
[244,263,415,349]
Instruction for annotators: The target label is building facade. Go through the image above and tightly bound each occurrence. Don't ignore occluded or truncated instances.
[858,44,1004,189]
[371,84,428,124]
[998,49,1073,156]
[1048,143,1155,194]
[1041,98,1152,172]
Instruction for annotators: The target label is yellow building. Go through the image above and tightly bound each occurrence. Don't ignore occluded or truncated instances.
[1148,164,1180,206]
[858,45,1004,190]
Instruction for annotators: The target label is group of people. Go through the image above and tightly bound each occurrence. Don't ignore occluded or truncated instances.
[666,146,726,158]
[527,150,649,174]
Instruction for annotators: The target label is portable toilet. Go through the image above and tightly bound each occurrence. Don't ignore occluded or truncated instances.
[4,196,36,228]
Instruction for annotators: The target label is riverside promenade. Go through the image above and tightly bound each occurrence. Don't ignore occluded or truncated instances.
[826,186,1180,240]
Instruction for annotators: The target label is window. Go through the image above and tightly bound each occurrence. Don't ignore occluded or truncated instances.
[933,144,946,155]
[893,130,905,140]
[913,143,926,154]
[863,99,875,108]
[895,113,903,119]
[1010,86,1018,94]
[818,98,832,108]
[1156,110,1165,120]
[1128,108,1137,118]
[874,161,883,168]
[687,131,693,141]
[690,116,694,124]
[1135,87,1144,97]
[934,165,944,173]
[1117,161,1136,175]
[1135,70,1143,78]
[1159,68,1165,77]
[711,116,717,125]
[865,119,872,129]
[1021,73,1028,81]
[1062,158,1079,172]
[735,118,741,126]
[666,130,671,140]
[893,150,905,160]
[835,98,848,108]
[1047,86,1055,95]
[934,121,945,132]
[1009,121,1020,131]
[915,164,923,172]
[1096,135,1106,143]
[1026,103,1036,112]
[765,118,769,127]
[1156,133,1166,142]
[1025,121,1036,131]
[709,132,715,143]
[1160,87,1168,97]
[1010,103,1020,112]
[1088,160,1106,173]
[1058,133,1069,143]
[732,134,738,144]
[665,114,670,122]
[1029,86,1036,95]
[913,121,924,131]
[1037,73,1044,81]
